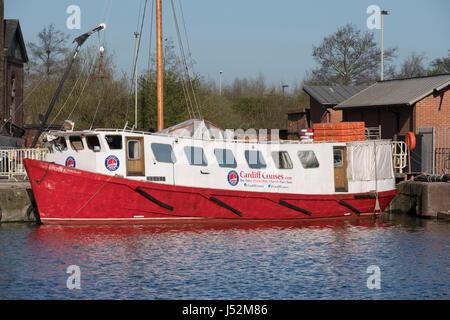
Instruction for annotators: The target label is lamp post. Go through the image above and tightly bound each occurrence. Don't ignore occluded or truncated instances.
[380,10,390,81]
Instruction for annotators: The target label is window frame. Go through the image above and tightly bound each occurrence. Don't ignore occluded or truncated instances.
[244,150,267,169]
[184,146,208,166]
[297,150,320,169]
[69,136,84,151]
[151,143,176,164]
[333,149,344,168]
[105,135,123,150]
[86,135,101,152]
[213,148,237,168]
[127,140,141,160]
[271,151,293,169]
[53,136,68,152]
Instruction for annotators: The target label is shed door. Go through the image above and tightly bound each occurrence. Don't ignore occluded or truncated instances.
[126,137,145,176]
[333,146,348,192]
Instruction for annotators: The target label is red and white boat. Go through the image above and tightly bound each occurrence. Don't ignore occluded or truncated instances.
[24,4,397,224]
[24,119,397,224]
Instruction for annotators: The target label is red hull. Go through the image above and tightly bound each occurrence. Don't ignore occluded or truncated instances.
[24,159,397,224]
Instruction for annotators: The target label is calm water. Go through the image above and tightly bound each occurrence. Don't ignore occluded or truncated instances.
[0,214,448,300]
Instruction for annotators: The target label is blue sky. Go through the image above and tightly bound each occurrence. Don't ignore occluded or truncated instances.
[6,0,450,90]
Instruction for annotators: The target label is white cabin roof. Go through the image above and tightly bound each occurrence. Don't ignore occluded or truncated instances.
[155,119,235,140]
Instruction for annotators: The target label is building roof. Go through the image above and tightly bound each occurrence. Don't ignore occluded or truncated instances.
[303,84,368,106]
[4,19,29,63]
[285,109,307,114]
[334,74,450,110]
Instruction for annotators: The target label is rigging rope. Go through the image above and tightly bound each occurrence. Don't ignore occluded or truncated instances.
[147,0,155,74]
[125,0,148,126]
[170,0,202,119]
[177,0,195,72]
[175,54,195,119]
[66,50,101,121]
[89,34,104,130]
[87,0,113,129]
[45,47,99,130]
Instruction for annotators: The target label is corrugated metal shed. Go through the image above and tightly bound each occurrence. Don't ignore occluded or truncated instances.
[335,74,450,109]
[303,84,368,106]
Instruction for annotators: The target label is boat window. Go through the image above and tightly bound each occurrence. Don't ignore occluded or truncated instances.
[297,150,320,169]
[244,150,267,169]
[214,149,237,168]
[184,146,207,166]
[128,140,140,159]
[69,136,84,151]
[86,135,101,151]
[53,136,67,151]
[334,149,343,168]
[151,143,176,163]
[105,135,122,150]
[272,151,293,169]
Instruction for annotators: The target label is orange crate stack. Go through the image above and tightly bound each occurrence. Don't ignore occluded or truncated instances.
[313,122,365,142]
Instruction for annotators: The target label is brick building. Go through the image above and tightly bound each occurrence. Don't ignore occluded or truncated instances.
[285,109,309,140]
[334,74,450,173]
[304,84,367,124]
[285,85,366,140]
[334,74,449,138]
[0,2,28,146]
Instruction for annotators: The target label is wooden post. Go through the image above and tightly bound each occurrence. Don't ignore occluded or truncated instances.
[156,0,164,131]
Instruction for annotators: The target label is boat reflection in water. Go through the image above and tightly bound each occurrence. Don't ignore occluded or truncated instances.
[6,214,448,300]
[31,216,390,245]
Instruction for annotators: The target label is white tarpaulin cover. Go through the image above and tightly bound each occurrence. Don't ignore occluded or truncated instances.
[156,119,234,140]
[347,141,394,181]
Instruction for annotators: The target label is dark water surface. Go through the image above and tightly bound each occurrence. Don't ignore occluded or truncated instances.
[0,214,448,299]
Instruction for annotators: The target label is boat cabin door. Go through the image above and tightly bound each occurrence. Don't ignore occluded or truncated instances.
[333,146,348,192]
[126,137,145,176]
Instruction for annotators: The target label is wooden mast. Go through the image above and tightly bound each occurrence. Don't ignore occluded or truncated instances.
[156,0,164,131]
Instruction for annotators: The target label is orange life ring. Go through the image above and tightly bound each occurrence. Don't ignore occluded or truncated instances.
[405,131,416,150]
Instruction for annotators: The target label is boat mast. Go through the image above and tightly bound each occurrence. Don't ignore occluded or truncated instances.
[156,0,164,131]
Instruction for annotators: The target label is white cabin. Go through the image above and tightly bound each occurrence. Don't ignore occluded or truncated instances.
[44,122,395,196]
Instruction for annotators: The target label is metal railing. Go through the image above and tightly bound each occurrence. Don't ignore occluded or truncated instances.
[435,127,450,174]
[365,125,382,140]
[0,148,48,180]
[392,141,407,174]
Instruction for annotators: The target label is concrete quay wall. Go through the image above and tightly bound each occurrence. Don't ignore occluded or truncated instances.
[389,181,450,217]
[0,182,37,222]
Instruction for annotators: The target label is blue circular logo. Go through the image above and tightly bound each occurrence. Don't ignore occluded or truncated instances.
[105,155,120,171]
[65,156,76,168]
[227,170,239,186]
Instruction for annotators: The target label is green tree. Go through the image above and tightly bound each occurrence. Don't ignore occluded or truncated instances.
[138,41,202,130]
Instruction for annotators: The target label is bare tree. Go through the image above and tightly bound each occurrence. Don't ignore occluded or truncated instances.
[27,24,69,76]
[397,52,427,78]
[307,24,397,85]
[429,50,450,75]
